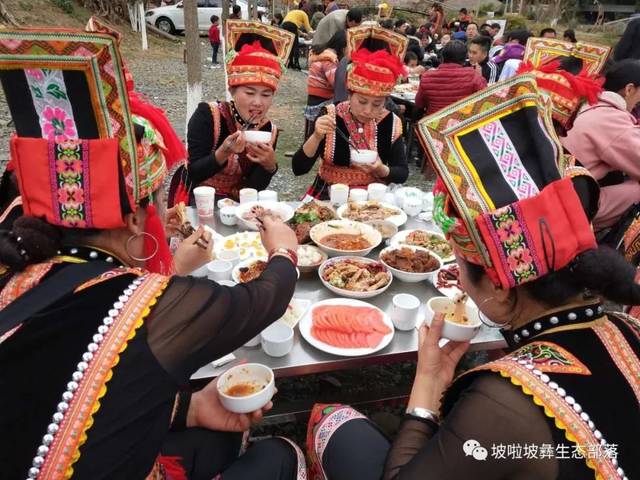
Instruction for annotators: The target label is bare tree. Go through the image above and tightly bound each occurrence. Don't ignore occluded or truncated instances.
[83,0,130,21]
[221,0,230,26]
[0,0,20,26]
[184,0,202,136]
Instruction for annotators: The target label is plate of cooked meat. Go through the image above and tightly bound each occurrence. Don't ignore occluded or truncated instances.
[288,200,337,244]
[318,256,392,299]
[379,245,442,283]
[338,201,407,227]
[390,229,454,263]
[235,201,294,231]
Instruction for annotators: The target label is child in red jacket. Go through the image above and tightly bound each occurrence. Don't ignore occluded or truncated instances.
[208,15,221,68]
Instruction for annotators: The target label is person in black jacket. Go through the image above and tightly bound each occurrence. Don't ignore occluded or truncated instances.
[614,17,640,61]
[468,35,498,84]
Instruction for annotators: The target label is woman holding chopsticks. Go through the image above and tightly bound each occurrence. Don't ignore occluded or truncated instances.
[292,43,410,200]
[180,21,295,203]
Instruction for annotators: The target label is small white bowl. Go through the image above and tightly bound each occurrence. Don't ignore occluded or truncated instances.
[244,130,272,144]
[350,149,377,165]
[310,220,382,258]
[218,198,238,210]
[261,323,294,357]
[379,245,442,283]
[207,260,233,281]
[220,206,238,226]
[318,256,392,299]
[425,296,481,341]
[217,363,275,413]
[217,249,241,266]
[349,188,369,202]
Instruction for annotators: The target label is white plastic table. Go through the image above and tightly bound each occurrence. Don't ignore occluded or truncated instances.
[189,204,506,381]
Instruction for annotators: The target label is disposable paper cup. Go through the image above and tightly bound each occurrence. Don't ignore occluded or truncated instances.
[330,183,349,206]
[261,323,294,357]
[391,293,420,331]
[193,186,216,218]
[258,190,278,202]
[239,188,258,204]
[368,183,387,202]
[349,188,368,202]
[220,206,238,226]
[403,198,423,217]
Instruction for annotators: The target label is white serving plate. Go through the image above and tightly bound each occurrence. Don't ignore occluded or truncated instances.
[390,229,455,263]
[277,298,311,329]
[232,257,300,284]
[216,231,267,260]
[235,201,295,231]
[299,298,394,357]
[310,220,382,258]
[337,201,408,227]
[318,256,392,299]
[379,245,442,283]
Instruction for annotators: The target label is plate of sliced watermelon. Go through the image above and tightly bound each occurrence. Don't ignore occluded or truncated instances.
[299,298,394,357]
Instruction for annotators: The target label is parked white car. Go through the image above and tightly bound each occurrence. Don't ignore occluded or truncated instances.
[146,0,265,34]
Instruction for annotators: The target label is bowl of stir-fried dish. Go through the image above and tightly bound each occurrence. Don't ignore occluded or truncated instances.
[288,200,337,244]
[318,257,392,299]
[235,201,295,231]
[379,245,442,283]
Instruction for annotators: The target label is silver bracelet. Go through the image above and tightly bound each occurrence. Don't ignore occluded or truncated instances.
[406,406,440,424]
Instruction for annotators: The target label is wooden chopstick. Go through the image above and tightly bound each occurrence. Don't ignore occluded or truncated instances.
[334,127,361,153]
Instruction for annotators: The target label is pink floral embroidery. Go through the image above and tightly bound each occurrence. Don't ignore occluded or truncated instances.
[25,69,45,82]
[0,39,22,50]
[497,218,522,243]
[57,184,85,209]
[507,246,534,272]
[42,106,77,142]
[55,158,83,177]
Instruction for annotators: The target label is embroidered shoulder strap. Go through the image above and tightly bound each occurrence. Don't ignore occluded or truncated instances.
[443,341,624,479]
[32,273,169,480]
[323,103,337,163]
[391,112,403,143]
[207,101,223,151]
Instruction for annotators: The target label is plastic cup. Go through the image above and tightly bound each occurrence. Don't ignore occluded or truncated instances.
[391,293,420,331]
[258,190,278,202]
[368,183,387,202]
[330,183,349,206]
[193,186,216,218]
[239,188,258,204]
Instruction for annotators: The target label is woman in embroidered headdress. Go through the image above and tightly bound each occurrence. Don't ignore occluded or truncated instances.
[181,20,294,203]
[304,76,640,480]
[0,28,306,480]
[292,25,410,200]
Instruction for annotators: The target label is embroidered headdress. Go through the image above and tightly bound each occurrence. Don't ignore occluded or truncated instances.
[346,25,407,97]
[225,20,295,91]
[416,75,599,290]
[0,28,175,273]
[523,37,611,76]
[517,37,609,129]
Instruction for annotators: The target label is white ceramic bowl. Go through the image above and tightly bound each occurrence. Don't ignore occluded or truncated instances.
[261,323,294,357]
[233,258,300,283]
[207,259,233,281]
[379,245,442,283]
[217,198,238,210]
[220,206,238,226]
[364,220,398,240]
[310,220,382,258]
[217,363,275,413]
[425,296,481,341]
[235,201,295,231]
[243,130,272,144]
[350,148,377,165]
[318,256,392,299]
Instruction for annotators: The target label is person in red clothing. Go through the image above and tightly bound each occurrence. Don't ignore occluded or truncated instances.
[209,15,221,68]
[415,40,487,116]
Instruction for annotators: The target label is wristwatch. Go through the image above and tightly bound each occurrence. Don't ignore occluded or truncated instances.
[406,407,439,424]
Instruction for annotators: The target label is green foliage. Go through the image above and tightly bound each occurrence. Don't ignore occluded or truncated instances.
[504,13,528,31]
[478,2,504,16]
[51,0,74,14]
[19,1,33,11]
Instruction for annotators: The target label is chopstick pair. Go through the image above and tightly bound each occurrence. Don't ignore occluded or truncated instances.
[334,127,361,154]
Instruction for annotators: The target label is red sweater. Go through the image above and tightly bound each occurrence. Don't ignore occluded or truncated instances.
[208,24,220,44]
[415,63,487,115]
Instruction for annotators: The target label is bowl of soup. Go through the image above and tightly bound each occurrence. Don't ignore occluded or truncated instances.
[217,363,275,414]
[310,220,382,258]
[425,296,481,342]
